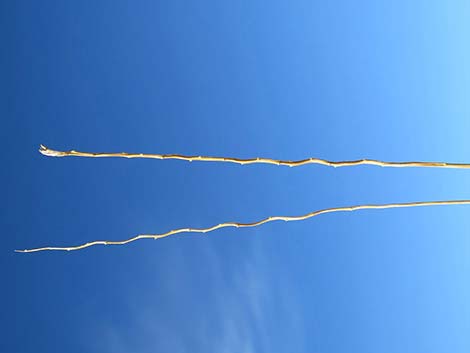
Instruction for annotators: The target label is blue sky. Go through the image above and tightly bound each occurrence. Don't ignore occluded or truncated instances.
[3,1,470,352]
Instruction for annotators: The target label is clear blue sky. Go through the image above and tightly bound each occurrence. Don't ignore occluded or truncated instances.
[3,1,470,352]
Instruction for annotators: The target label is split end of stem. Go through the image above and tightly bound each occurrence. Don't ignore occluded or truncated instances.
[39,145,66,157]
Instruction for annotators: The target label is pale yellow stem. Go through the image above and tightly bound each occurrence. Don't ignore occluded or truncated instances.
[39,145,470,169]
[15,200,470,253]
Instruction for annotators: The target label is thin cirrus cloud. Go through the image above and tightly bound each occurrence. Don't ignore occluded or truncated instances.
[90,234,304,353]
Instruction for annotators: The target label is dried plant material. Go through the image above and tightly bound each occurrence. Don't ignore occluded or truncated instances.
[39,145,470,169]
[16,200,470,253]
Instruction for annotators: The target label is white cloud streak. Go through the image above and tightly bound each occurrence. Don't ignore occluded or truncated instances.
[90,232,305,353]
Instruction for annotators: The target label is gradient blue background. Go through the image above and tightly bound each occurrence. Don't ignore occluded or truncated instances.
[3,1,470,352]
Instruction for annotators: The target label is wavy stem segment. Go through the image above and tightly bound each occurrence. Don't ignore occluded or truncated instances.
[39,145,470,169]
[16,200,470,253]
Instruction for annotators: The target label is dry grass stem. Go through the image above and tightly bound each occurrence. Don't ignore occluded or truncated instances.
[16,199,470,253]
[39,145,470,169]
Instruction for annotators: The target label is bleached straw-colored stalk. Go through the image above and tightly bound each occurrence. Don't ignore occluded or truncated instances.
[16,200,470,253]
[39,145,470,169]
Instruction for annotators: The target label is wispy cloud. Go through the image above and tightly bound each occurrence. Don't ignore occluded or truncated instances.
[90,232,305,353]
